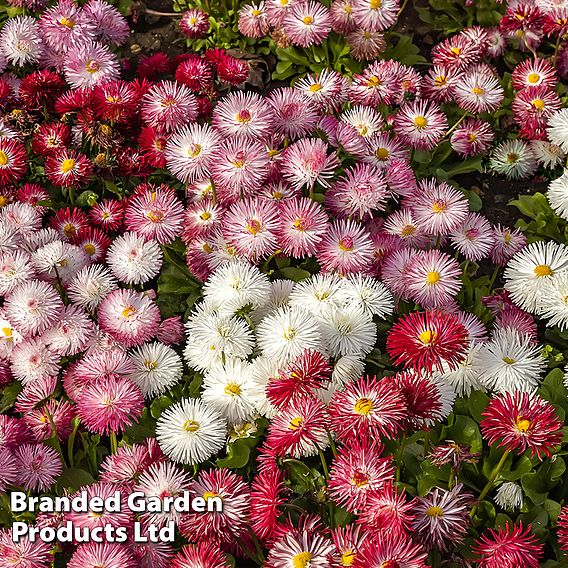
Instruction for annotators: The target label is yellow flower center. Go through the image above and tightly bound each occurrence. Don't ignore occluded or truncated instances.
[83,243,96,256]
[61,158,76,173]
[531,98,545,111]
[413,115,428,129]
[341,550,356,566]
[289,416,303,430]
[0,151,8,167]
[183,420,200,433]
[426,271,441,284]
[418,330,437,345]
[224,382,242,396]
[534,264,553,277]
[426,506,445,518]
[59,16,75,28]
[375,147,390,160]
[292,552,313,568]
[527,72,540,84]
[515,417,531,433]
[354,397,374,415]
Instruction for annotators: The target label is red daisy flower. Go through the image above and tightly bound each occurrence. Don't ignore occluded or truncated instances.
[31,122,72,157]
[19,70,66,111]
[50,207,91,241]
[92,80,140,123]
[473,522,542,568]
[45,149,94,188]
[480,392,563,459]
[386,310,468,373]
[0,138,27,187]
[266,349,331,409]
[250,467,288,545]
[328,376,407,442]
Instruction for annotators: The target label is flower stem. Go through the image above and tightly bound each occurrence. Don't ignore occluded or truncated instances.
[110,431,118,454]
[470,450,510,518]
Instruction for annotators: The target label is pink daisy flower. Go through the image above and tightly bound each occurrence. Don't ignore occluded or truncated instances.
[209,139,270,203]
[141,80,198,133]
[97,289,161,348]
[77,375,143,435]
[326,163,388,220]
[277,196,329,258]
[282,1,332,47]
[124,183,184,244]
[212,91,274,141]
[328,439,394,513]
[450,212,495,261]
[410,178,469,236]
[64,42,120,89]
[450,118,494,157]
[69,543,137,568]
[222,198,280,261]
[281,138,339,192]
[328,376,407,441]
[14,443,62,492]
[239,1,271,37]
[405,249,462,309]
[350,0,399,31]
[316,219,374,274]
[393,100,448,151]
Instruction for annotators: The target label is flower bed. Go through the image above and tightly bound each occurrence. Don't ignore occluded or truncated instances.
[1,0,568,566]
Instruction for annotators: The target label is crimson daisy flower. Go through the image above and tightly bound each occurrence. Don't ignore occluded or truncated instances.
[473,522,542,568]
[250,467,288,545]
[0,138,27,187]
[480,391,563,459]
[328,375,407,441]
[266,349,331,409]
[45,149,93,188]
[386,310,469,373]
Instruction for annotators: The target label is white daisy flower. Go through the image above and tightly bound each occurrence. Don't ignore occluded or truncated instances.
[203,260,270,315]
[67,264,118,311]
[318,304,376,358]
[433,343,485,397]
[106,232,163,285]
[0,16,42,67]
[32,241,90,285]
[257,306,322,366]
[547,170,568,221]
[337,274,394,318]
[547,108,568,152]
[288,273,344,316]
[530,139,565,168]
[504,240,568,314]
[495,482,523,511]
[4,280,64,337]
[249,356,280,418]
[473,328,546,394]
[202,358,259,425]
[0,250,35,295]
[156,398,227,465]
[129,341,183,397]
